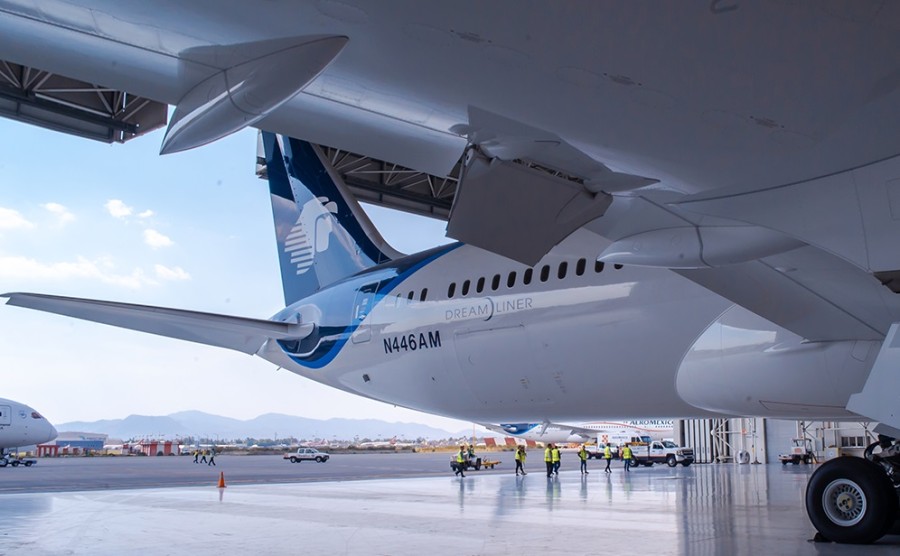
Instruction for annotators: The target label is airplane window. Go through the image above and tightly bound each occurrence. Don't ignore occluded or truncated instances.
[576,258,586,276]
[462,279,471,296]
[523,268,533,285]
[491,274,500,290]
[558,261,568,279]
[507,271,516,288]
[407,291,414,301]
[476,277,485,293]
[595,261,605,273]
[614,263,623,270]
[448,283,456,298]
[540,265,550,282]
[420,288,428,301]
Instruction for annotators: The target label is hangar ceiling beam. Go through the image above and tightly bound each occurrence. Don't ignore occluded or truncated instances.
[0,60,167,143]
[256,133,460,221]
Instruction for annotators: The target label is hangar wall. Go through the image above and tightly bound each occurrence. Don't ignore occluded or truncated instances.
[679,418,875,464]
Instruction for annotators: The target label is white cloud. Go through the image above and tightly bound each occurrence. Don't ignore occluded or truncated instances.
[0,207,34,230]
[104,199,133,218]
[138,210,154,218]
[143,229,173,249]
[0,255,153,289]
[154,264,190,281]
[42,202,75,225]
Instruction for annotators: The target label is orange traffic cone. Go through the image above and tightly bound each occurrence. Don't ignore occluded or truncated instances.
[217,471,226,488]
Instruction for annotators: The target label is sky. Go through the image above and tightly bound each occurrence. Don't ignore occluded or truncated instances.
[0,118,476,433]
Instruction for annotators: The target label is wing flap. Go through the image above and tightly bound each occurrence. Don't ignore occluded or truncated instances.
[2,293,312,355]
[675,246,893,342]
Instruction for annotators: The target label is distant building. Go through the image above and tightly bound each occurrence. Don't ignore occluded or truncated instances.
[38,431,107,457]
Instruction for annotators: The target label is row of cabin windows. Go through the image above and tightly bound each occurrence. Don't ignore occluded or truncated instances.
[446,259,622,299]
[395,288,429,305]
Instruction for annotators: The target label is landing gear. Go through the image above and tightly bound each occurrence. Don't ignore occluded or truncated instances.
[805,436,900,544]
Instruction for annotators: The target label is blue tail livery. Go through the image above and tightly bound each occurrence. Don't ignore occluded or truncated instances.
[262,132,401,306]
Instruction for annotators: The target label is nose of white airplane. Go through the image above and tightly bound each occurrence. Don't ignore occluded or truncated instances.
[42,421,58,444]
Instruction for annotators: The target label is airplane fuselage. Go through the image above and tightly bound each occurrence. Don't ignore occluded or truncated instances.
[486,420,675,444]
[258,230,877,423]
[0,398,57,451]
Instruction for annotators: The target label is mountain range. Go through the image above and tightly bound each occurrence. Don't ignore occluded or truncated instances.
[57,411,475,441]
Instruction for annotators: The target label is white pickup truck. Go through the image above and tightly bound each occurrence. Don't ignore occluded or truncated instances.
[283,447,330,463]
[628,440,694,467]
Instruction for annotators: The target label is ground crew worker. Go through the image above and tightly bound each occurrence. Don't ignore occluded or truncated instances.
[604,444,613,473]
[551,444,561,475]
[455,446,466,477]
[622,444,633,472]
[578,445,589,474]
[515,446,527,476]
[192,450,199,464]
[200,449,208,464]
[544,444,553,477]
[207,447,216,466]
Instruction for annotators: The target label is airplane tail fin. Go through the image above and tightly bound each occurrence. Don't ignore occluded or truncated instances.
[261,132,402,306]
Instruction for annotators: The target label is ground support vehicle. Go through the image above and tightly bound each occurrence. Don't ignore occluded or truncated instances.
[628,440,694,467]
[586,443,619,460]
[779,438,815,465]
[449,456,500,472]
[0,456,36,467]
[283,447,329,463]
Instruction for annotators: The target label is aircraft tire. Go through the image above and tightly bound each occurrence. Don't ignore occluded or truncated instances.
[805,457,898,544]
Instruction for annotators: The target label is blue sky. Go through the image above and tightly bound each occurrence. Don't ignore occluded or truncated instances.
[0,118,474,433]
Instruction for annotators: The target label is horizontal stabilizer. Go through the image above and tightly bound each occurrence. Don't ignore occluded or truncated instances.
[2,293,313,355]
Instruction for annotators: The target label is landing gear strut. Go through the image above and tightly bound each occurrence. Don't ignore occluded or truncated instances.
[805,435,900,543]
